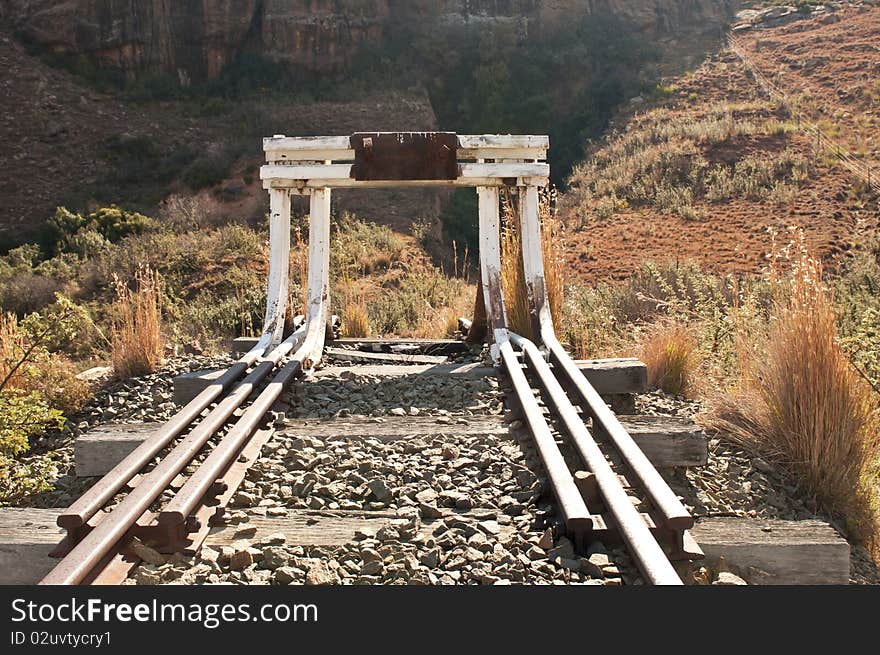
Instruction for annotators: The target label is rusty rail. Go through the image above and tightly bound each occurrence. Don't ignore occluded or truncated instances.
[511,333,683,584]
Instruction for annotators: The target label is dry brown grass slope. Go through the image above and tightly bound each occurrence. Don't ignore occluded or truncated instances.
[559,5,879,286]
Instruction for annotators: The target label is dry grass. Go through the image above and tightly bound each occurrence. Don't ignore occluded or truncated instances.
[111,266,164,379]
[709,235,880,555]
[641,321,699,395]
[0,312,26,390]
[341,292,371,338]
[288,229,309,319]
[500,189,565,339]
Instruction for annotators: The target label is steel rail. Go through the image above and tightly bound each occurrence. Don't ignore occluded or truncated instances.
[40,334,303,585]
[544,332,693,532]
[158,311,328,527]
[57,340,270,533]
[57,186,293,533]
[511,333,683,585]
[499,341,593,539]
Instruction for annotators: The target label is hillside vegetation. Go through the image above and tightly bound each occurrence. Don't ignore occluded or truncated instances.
[557,5,880,558]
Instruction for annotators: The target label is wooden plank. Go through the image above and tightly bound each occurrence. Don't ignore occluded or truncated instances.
[264,134,549,151]
[262,163,353,180]
[265,175,549,189]
[0,508,65,584]
[458,135,549,149]
[267,148,546,163]
[236,336,468,355]
[263,135,351,151]
[324,347,448,365]
[267,149,355,162]
[260,162,550,183]
[75,423,158,478]
[173,368,225,406]
[691,518,850,585]
[205,509,515,549]
[593,415,708,467]
[458,147,545,161]
[311,357,647,394]
[462,162,550,179]
[74,414,706,477]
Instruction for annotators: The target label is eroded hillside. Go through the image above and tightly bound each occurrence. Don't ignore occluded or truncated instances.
[561,3,880,284]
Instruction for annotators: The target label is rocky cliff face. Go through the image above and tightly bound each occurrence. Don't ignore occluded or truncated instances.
[1,0,741,82]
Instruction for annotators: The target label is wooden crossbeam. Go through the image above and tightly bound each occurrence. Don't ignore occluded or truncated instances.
[260,162,550,187]
[262,134,549,167]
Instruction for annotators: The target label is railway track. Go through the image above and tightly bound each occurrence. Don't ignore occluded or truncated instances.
[40,132,701,586]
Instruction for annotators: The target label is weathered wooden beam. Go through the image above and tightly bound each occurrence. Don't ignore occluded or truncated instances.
[235,336,467,355]
[173,368,225,406]
[312,358,647,394]
[265,175,549,190]
[75,423,158,477]
[324,347,448,365]
[260,162,550,184]
[263,134,549,152]
[691,518,850,585]
[457,135,549,149]
[0,508,65,584]
[457,147,545,161]
[593,415,708,467]
[266,147,546,164]
[76,414,705,477]
[263,135,351,151]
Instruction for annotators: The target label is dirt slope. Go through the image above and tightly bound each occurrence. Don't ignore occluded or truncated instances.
[560,6,880,285]
[0,30,440,248]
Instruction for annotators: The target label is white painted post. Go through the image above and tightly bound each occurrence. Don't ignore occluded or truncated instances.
[518,185,554,346]
[304,187,332,367]
[263,188,291,347]
[477,186,508,364]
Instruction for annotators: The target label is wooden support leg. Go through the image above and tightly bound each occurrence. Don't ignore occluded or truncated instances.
[477,186,508,363]
[264,189,292,346]
[306,188,331,367]
[518,185,553,344]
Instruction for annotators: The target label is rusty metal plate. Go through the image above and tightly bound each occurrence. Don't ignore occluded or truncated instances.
[350,132,458,181]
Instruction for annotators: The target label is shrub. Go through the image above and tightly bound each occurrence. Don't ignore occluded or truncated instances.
[331,215,404,278]
[370,269,471,337]
[641,321,699,395]
[709,235,880,555]
[46,206,154,254]
[111,267,164,379]
[0,307,92,505]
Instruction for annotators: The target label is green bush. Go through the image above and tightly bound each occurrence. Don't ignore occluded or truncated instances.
[46,206,155,254]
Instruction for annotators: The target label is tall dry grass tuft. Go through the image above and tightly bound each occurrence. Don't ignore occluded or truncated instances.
[709,233,880,555]
[500,189,564,339]
[289,228,309,319]
[0,313,26,390]
[111,266,164,379]
[641,321,698,396]
[341,292,371,338]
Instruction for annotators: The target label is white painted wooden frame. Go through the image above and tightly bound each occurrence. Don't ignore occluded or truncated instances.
[478,186,508,363]
[261,188,291,348]
[517,185,555,347]
[259,134,549,366]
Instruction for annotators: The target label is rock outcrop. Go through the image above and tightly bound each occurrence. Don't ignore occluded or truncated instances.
[1,0,741,82]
